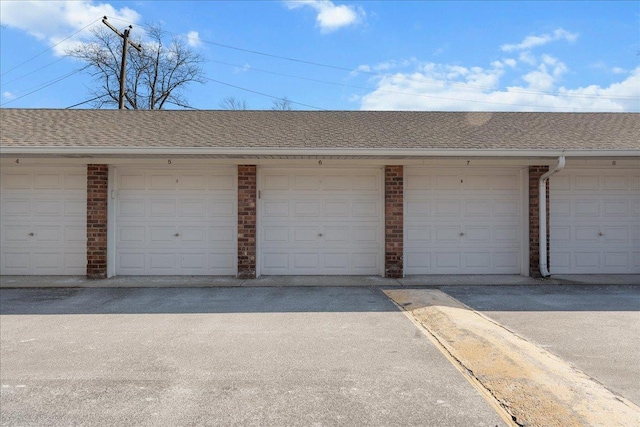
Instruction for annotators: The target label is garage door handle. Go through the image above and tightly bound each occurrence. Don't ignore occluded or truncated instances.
[318,233,323,237]
[459,232,465,236]
[598,232,603,236]
[28,232,34,236]
[174,233,180,237]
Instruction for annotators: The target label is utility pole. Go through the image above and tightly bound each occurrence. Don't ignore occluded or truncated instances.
[102,16,142,109]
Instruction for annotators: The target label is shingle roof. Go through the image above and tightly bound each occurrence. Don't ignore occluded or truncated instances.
[1,109,638,155]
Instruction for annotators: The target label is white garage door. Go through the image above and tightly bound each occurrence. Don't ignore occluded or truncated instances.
[115,168,237,275]
[550,169,640,274]
[405,168,522,274]
[0,167,87,275]
[260,168,382,275]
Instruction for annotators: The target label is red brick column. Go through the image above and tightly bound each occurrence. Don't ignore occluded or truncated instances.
[237,165,257,279]
[385,165,404,278]
[529,166,550,278]
[87,164,109,279]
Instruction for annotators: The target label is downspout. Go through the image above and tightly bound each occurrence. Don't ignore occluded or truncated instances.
[539,156,566,277]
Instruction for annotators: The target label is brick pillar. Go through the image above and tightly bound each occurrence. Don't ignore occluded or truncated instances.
[87,164,109,279]
[529,166,550,278]
[237,165,257,279]
[385,165,404,278]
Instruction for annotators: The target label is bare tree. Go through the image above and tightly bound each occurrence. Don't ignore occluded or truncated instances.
[219,96,249,110]
[271,96,292,110]
[66,23,205,109]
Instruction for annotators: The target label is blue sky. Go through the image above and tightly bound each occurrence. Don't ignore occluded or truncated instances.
[1,1,639,111]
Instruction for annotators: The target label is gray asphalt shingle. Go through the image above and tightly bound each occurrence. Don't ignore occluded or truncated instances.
[1,109,638,153]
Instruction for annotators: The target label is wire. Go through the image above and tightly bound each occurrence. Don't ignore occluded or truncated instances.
[1,68,85,106]
[109,16,639,102]
[2,58,67,85]
[209,59,635,112]
[204,77,326,110]
[65,94,110,109]
[0,18,101,77]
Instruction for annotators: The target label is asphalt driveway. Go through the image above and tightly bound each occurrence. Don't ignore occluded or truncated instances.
[442,284,640,406]
[0,287,506,426]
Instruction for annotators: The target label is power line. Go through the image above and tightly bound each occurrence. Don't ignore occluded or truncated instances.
[2,58,67,85]
[204,77,326,110]
[209,59,635,112]
[1,68,86,106]
[0,18,101,77]
[109,16,639,102]
[65,94,110,109]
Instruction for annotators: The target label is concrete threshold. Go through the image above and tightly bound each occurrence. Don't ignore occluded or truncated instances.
[1,274,638,288]
[385,289,640,427]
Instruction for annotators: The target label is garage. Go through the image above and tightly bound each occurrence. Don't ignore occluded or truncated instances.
[114,168,237,275]
[0,167,87,275]
[259,168,383,275]
[550,168,640,274]
[404,167,523,274]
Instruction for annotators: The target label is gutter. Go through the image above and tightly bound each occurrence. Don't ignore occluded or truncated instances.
[1,147,639,158]
[539,156,566,278]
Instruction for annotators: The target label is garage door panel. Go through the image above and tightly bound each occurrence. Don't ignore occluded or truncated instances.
[1,172,32,189]
[603,200,628,216]
[119,173,145,189]
[260,168,382,275]
[352,201,378,217]
[3,199,30,216]
[115,168,237,276]
[34,173,62,189]
[210,202,235,217]
[293,227,320,243]
[405,226,431,244]
[435,200,460,216]
[494,226,519,243]
[550,169,639,274]
[351,252,378,270]
[575,226,600,242]
[294,200,319,216]
[263,226,289,243]
[465,252,491,268]
[436,175,460,190]
[324,201,349,216]
[293,252,319,269]
[435,252,461,269]
[465,201,491,216]
[436,227,462,242]
[264,200,289,217]
[1,167,87,275]
[575,175,599,190]
[324,175,349,190]
[293,174,320,190]
[405,168,522,275]
[604,253,629,268]
[602,226,629,242]
[493,201,519,216]
[149,173,174,189]
[494,252,519,268]
[550,199,571,216]
[465,227,491,243]
[352,174,379,190]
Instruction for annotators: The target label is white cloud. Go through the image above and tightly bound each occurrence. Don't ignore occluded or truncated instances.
[285,0,365,33]
[3,91,16,100]
[186,31,201,48]
[0,1,141,55]
[501,28,578,52]
[355,29,639,112]
[357,57,639,112]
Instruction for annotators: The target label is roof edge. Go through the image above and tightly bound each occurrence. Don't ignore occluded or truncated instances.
[1,147,639,158]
